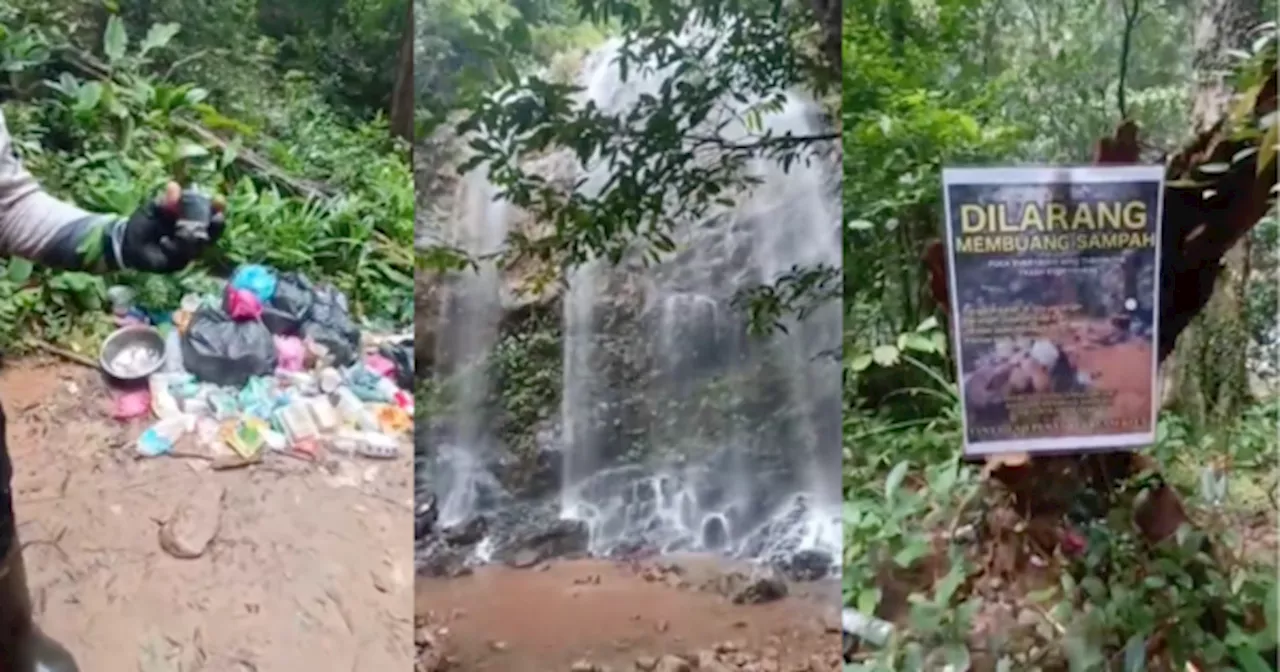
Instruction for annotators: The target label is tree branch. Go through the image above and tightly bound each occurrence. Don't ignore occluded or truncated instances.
[1117,0,1142,119]
[685,132,840,151]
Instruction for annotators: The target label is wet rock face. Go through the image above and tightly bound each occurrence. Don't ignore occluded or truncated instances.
[778,549,832,582]
[416,538,472,578]
[498,518,590,568]
[731,566,789,605]
[415,495,438,539]
[416,498,593,576]
[443,516,488,546]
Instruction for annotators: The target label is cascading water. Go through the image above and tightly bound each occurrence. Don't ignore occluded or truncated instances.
[424,26,841,574]
[429,168,511,527]
[558,34,842,566]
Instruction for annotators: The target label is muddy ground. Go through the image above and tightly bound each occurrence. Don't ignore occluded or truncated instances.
[4,358,415,671]
[416,555,843,672]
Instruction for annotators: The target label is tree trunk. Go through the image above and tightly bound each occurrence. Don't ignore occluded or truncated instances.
[389,1,415,141]
[1167,0,1259,423]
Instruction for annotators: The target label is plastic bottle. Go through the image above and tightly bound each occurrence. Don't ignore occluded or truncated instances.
[162,328,185,373]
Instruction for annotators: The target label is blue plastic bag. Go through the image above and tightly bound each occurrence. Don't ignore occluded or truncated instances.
[230,264,278,303]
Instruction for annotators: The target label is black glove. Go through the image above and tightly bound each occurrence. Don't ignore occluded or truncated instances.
[106,182,225,273]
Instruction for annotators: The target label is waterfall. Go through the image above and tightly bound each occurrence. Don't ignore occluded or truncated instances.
[430,169,510,526]
[558,35,842,563]
[426,26,842,569]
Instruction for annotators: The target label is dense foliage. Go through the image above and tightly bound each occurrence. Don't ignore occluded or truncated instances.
[843,0,1278,669]
[415,0,838,272]
[0,0,413,350]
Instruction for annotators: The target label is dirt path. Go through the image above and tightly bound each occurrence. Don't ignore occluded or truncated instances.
[4,358,414,671]
[416,556,842,671]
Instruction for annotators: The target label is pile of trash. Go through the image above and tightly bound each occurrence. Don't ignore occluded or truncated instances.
[105,264,414,465]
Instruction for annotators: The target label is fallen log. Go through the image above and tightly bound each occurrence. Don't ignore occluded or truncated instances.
[57,48,414,269]
[58,48,336,202]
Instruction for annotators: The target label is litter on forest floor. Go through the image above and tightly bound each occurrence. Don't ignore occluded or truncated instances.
[100,264,414,467]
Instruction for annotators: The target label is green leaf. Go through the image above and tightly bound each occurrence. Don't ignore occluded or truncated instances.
[74,82,103,111]
[892,540,929,567]
[1081,576,1107,601]
[941,643,971,670]
[6,258,32,283]
[1026,587,1057,603]
[916,316,939,332]
[103,16,127,64]
[1266,581,1277,639]
[931,331,949,354]
[856,588,880,615]
[884,460,910,501]
[872,344,899,366]
[175,142,209,160]
[1231,645,1273,672]
[1123,635,1146,672]
[184,87,209,106]
[900,332,935,353]
[848,219,873,231]
[850,353,873,372]
[138,22,180,56]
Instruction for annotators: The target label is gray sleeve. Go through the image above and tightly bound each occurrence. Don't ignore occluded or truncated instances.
[0,110,118,268]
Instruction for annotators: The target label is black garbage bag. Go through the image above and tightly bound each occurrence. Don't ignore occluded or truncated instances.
[181,307,277,386]
[261,272,315,335]
[379,337,413,390]
[300,283,362,366]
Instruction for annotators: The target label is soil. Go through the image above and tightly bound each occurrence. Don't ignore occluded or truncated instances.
[416,555,843,672]
[4,358,415,671]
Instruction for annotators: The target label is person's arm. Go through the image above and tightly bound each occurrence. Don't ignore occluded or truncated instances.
[0,110,223,273]
[0,111,124,271]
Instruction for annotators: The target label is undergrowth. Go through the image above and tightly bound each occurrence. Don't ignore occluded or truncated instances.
[0,6,413,351]
[843,321,1279,671]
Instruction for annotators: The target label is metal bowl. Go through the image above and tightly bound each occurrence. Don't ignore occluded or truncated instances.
[99,325,166,380]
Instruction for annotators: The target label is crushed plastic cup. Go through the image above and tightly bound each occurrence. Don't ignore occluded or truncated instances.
[136,415,194,457]
[330,429,397,458]
[319,368,343,394]
[274,336,305,372]
[364,354,396,379]
[277,371,320,396]
[237,377,277,419]
[264,428,288,452]
[162,328,185,373]
[179,294,202,313]
[355,432,399,459]
[275,402,319,444]
[106,285,134,312]
[306,396,340,432]
[167,374,200,400]
[209,390,239,420]
[344,366,385,402]
[182,390,211,416]
[334,387,378,431]
[149,376,181,418]
[305,339,331,368]
[195,417,220,446]
[112,389,151,420]
[136,428,172,457]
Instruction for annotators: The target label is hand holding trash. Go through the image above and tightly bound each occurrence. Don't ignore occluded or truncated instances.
[108,181,226,273]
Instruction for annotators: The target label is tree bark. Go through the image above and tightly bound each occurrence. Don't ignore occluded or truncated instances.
[809,0,841,79]
[1168,0,1259,421]
[389,1,415,141]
